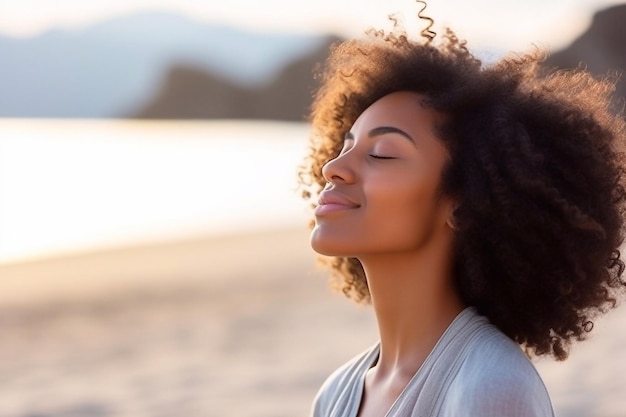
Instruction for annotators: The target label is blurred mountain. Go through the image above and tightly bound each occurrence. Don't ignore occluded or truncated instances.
[544,4,626,107]
[132,35,341,120]
[0,11,327,118]
[132,4,626,122]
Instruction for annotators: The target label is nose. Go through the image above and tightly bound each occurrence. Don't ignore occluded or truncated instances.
[321,149,357,185]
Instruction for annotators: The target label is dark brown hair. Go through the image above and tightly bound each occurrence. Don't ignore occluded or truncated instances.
[298,10,626,360]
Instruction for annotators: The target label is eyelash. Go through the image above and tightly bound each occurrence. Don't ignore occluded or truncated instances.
[369,154,395,160]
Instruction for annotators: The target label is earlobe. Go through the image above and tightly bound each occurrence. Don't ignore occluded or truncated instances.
[445,203,459,231]
[446,215,457,231]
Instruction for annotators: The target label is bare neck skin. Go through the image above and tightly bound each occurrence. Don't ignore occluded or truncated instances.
[359,227,465,382]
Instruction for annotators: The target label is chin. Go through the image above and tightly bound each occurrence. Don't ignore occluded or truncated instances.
[310,230,350,257]
[310,240,339,256]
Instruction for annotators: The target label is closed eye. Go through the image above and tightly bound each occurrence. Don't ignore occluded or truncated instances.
[369,154,396,160]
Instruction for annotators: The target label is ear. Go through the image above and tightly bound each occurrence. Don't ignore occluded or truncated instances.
[445,201,459,231]
[446,216,457,231]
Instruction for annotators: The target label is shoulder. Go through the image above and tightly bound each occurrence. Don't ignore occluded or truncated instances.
[310,344,378,417]
[442,323,554,417]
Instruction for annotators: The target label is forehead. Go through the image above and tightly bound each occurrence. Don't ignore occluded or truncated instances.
[351,91,440,133]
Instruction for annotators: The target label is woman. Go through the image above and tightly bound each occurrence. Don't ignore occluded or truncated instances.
[298,5,626,417]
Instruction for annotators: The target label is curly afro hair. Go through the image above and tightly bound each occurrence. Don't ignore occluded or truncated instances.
[298,14,626,360]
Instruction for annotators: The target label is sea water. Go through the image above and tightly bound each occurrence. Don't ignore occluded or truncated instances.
[0,119,311,263]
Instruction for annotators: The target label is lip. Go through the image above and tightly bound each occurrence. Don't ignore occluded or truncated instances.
[315,190,360,216]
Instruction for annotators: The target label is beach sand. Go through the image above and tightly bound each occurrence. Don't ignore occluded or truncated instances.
[0,227,624,417]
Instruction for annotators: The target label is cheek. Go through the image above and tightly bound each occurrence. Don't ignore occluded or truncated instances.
[373,171,436,212]
[367,175,443,238]
[374,187,427,227]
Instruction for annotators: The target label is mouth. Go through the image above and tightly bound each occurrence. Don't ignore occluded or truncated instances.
[315,191,360,216]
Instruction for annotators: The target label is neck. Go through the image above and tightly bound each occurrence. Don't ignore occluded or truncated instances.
[360,237,465,379]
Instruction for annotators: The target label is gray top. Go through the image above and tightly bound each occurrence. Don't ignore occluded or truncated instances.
[311,307,555,417]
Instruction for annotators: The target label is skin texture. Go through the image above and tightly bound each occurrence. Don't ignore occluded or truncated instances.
[311,91,465,417]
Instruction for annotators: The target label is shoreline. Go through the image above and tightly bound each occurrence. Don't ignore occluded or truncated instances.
[0,226,313,307]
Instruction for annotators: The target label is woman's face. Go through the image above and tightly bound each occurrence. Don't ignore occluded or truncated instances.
[310,91,453,258]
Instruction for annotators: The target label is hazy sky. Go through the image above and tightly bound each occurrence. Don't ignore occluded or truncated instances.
[0,0,624,50]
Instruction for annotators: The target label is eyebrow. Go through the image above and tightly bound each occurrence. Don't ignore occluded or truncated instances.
[344,126,415,144]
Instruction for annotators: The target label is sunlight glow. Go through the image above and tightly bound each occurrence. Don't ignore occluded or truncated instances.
[0,120,310,263]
